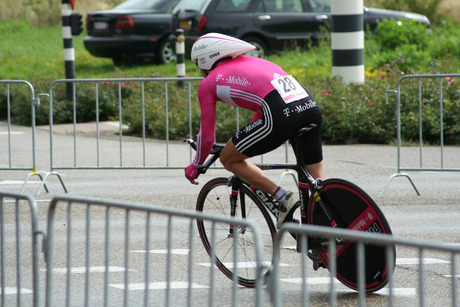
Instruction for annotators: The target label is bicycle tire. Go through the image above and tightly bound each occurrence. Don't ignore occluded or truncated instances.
[196,177,276,287]
[307,178,395,292]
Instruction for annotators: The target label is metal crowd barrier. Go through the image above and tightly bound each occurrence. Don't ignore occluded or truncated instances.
[269,223,460,307]
[0,81,50,193]
[0,80,58,195]
[43,195,265,307]
[2,189,460,306]
[0,80,36,172]
[380,73,460,197]
[0,191,43,307]
[47,78,202,171]
[37,78,204,195]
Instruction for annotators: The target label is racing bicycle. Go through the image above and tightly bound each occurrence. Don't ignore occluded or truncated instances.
[185,124,395,292]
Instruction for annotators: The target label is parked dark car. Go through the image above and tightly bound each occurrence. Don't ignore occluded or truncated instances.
[172,0,431,58]
[84,0,430,65]
[84,0,206,65]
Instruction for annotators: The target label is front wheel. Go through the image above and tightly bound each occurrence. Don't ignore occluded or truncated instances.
[308,178,395,292]
[196,177,276,287]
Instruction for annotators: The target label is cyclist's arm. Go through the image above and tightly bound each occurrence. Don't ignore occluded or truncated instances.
[193,84,217,167]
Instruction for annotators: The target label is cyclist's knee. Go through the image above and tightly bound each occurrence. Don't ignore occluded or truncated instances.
[220,151,231,169]
[219,144,233,170]
[220,142,245,170]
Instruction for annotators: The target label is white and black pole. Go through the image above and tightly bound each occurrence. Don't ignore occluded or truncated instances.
[176,29,186,88]
[61,0,75,97]
[331,0,364,84]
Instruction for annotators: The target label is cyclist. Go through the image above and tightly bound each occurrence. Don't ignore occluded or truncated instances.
[184,33,324,229]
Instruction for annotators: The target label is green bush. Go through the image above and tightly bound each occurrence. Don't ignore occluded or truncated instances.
[372,19,433,71]
[317,77,396,144]
[376,0,445,26]
[428,19,460,59]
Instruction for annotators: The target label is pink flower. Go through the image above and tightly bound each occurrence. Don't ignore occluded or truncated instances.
[378,72,385,79]
[103,81,110,85]
[445,77,454,85]
[121,82,125,87]
[130,83,135,87]
[321,89,329,96]
[369,103,374,107]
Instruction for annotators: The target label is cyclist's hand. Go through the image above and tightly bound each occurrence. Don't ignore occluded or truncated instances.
[185,164,199,185]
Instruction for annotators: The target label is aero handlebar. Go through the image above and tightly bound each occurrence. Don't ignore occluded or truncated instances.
[184,139,225,175]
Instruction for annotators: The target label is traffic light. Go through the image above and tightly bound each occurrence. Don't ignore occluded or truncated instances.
[70,13,83,36]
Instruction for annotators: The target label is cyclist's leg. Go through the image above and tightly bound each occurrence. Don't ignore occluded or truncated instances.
[220,139,278,195]
[221,139,299,227]
[292,108,324,180]
[306,161,325,180]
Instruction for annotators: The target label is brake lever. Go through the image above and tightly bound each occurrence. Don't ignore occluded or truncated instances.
[184,138,197,150]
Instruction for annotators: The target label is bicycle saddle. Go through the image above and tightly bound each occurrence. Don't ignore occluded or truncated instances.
[296,124,317,136]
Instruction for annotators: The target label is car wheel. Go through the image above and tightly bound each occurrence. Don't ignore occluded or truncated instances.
[112,56,130,66]
[156,40,176,64]
[242,36,267,58]
[112,56,143,66]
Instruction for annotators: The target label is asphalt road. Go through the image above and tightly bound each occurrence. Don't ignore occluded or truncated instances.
[1,121,460,306]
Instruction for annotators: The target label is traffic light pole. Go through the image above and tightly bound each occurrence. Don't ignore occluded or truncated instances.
[61,0,76,99]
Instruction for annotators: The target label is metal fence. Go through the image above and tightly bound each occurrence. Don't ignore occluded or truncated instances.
[0,80,37,172]
[47,78,202,171]
[0,191,42,307]
[380,73,460,197]
[2,189,460,306]
[0,80,56,194]
[43,194,266,307]
[270,223,460,307]
[2,77,292,196]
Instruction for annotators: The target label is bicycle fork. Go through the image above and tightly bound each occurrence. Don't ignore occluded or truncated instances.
[228,177,247,237]
[299,180,344,250]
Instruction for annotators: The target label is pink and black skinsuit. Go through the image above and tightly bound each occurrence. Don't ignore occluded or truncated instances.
[192,55,323,168]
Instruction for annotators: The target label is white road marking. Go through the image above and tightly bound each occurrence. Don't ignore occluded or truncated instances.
[0,180,40,185]
[0,131,24,135]
[281,277,340,284]
[397,258,450,265]
[45,266,126,274]
[0,287,33,295]
[197,261,288,268]
[131,249,189,255]
[110,282,207,290]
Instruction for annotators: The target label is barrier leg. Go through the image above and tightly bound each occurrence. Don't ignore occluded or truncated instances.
[36,171,68,196]
[21,169,50,194]
[379,172,421,197]
[277,170,298,186]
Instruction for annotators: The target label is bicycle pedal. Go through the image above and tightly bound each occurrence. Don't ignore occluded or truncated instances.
[308,250,326,271]
[313,260,327,271]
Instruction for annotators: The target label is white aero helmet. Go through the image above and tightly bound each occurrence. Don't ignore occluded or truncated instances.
[191,33,256,70]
